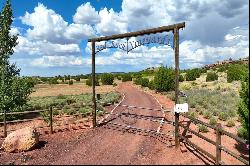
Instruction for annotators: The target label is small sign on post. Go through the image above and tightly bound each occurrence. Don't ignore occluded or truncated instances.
[174,103,188,113]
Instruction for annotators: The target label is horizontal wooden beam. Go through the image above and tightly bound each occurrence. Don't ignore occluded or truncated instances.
[180,114,248,145]
[0,109,48,116]
[88,22,185,42]
[181,113,216,130]
[179,134,217,162]
[220,145,249,165]
[179,123,216,146]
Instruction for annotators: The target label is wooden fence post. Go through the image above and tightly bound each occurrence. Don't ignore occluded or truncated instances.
[92,41,97,128]
[4,109,7,137]
[174,26,180,148]
[49,106,53,134]
[216,123,222,164]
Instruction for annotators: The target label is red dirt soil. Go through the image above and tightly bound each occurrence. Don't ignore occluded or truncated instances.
[0,82,248,165]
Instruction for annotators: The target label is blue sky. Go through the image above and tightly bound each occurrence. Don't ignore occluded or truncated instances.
[1,0,249,76]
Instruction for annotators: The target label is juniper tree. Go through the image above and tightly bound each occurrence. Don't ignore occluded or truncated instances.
[0,0,33,136]
[237,74,249,139]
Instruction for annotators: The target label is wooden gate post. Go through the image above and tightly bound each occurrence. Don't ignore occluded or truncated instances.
[216,123,222,164]
[3,109,7,137]
[174,27,180,148]
[92,41,97,127]
[49,106,53,134]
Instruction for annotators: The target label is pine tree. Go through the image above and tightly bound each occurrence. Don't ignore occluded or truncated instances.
[0,0,33,136]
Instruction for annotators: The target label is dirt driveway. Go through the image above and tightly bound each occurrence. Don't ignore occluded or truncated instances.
[0,82,208,165]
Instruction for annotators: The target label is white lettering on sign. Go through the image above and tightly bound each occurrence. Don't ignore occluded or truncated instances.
[174,103,189,113]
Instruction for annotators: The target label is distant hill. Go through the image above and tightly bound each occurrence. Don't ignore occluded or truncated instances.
[203,57,248,69]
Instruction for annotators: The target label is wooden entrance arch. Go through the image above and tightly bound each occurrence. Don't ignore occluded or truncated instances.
[88,22,185,147]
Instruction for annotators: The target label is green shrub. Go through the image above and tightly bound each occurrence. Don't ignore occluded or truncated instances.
[68,80,73,85]
[216,85,221,90]
[140,78,149,87]
[191,81,197,86]
[117,76,122,80]
[75,77,81,82]
[188,111,198,120]
[101,73,114,85]
[227,64,248,83]
[79,107,91,117]
[57,94,67,99]
[209,117,217,127]
[228,109,237,118]
[86,76,99,86]
[181,84,191,90]
[206,72,218,82]
[198,108,205,115]
[63,108,76,115]
[53,109,60,115]
[203,111,212,119]
[198,124,209,133]
[40,111,50,124]
[154,67,175,92]
[179,74,184,82]
[226,119,235,127]
[217,64,229,72]
[49,78,58,84]
[237,127,248,139]
[186,68,201,81]
[122,74,132,82]
[218,112,229,121]
[148,80,155,90]
[134,76,142,85]
[201,84,207,88]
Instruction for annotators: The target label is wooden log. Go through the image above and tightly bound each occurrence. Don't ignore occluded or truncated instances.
[179,134,216,161]
[181,113,216,130]
[179,123,216,146]
[0,109,48,116]
[88,22,185,42]
[0,117,44,124]
[221,128,247,144]
[220,145,249,165]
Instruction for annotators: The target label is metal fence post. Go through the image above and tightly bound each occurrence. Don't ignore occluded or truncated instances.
[50,106,53,134]
[4,109,7,137]
[216,123,222,164]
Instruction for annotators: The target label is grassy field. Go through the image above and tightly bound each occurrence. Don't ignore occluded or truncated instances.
[30,81,120,97]
[1,80,122,121]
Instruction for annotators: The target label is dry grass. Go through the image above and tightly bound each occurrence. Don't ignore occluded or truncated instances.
[180,72,241,92]
[30,82,117,97]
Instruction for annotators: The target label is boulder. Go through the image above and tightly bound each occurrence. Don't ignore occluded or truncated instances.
[1,127,39,153]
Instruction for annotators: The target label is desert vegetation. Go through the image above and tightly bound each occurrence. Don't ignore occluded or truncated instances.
[132,59,249,140]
